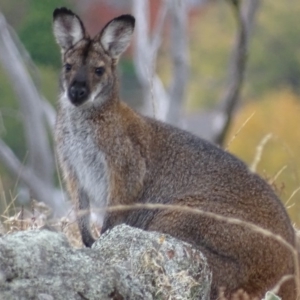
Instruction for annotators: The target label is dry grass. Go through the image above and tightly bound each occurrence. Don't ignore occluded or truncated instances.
[225,112,256,151]
[0,197,81,247]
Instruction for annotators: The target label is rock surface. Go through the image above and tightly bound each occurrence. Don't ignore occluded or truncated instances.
[0,224,211,300]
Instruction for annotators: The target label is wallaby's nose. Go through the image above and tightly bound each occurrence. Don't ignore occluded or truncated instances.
[69,82,88,106]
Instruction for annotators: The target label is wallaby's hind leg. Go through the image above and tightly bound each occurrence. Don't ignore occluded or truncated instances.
[147,206,241,299]
[146,196,296,299]
[78,188,95,247]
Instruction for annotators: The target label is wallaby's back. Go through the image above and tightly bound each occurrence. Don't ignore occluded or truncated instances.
[52,8,297,299]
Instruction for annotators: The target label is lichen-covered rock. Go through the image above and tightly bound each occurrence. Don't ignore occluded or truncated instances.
[0,225,211,300]
[95,225,212,299]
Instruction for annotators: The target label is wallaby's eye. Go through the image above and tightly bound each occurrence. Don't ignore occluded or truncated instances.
[95,67,105,76]
[65,63,72,72]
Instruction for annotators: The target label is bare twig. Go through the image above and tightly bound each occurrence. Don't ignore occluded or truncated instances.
[167,0,189,126]
[269,165,287,185]
[0,139,67,217]
[213,0,260,146]
[286,187,300,206]
[225,111,255,150]
[250,133,272,172]
[0,139,53,208]
[150,0,170,65]
[132,0,170,120]
[132,0,189,123]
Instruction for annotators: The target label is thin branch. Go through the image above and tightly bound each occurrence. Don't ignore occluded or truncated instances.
[132,0,150,87]
[212,0,260,146]
[132,0,170,120]
[0,139,49,205]
[167,0,189,126]
[150,0,170,64]
[0,139,68,216]
[250,133,272,172]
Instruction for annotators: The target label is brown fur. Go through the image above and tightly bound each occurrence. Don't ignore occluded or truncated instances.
[53,8,297,299]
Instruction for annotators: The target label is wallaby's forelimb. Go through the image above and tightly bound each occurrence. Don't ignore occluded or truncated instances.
[78,188,95,247]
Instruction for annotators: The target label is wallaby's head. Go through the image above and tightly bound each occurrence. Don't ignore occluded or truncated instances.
[53,8,135,107]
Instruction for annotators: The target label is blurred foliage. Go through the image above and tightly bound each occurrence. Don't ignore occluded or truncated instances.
[249,0,300,96]
[16,0,70,68]
[188,1,235,108]
[0,64,58,154]
[0,63,26,212]
[158,0,300,109]
[38,65,60,103]
[227,89,300,225]
[0,0,28,28]
[0,65,26,160]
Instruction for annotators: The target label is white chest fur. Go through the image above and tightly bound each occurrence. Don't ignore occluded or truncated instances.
[58,105,108,207]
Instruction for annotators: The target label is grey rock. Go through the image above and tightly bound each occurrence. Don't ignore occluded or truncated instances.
[0,225,211,300]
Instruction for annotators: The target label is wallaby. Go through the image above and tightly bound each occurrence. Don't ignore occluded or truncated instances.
[53,7,297,299]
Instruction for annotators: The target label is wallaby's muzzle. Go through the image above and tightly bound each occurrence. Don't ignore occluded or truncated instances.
[68,80,89,106]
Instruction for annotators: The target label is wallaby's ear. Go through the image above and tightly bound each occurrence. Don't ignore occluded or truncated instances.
[100,15,135,59]
[53,7,86,51]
